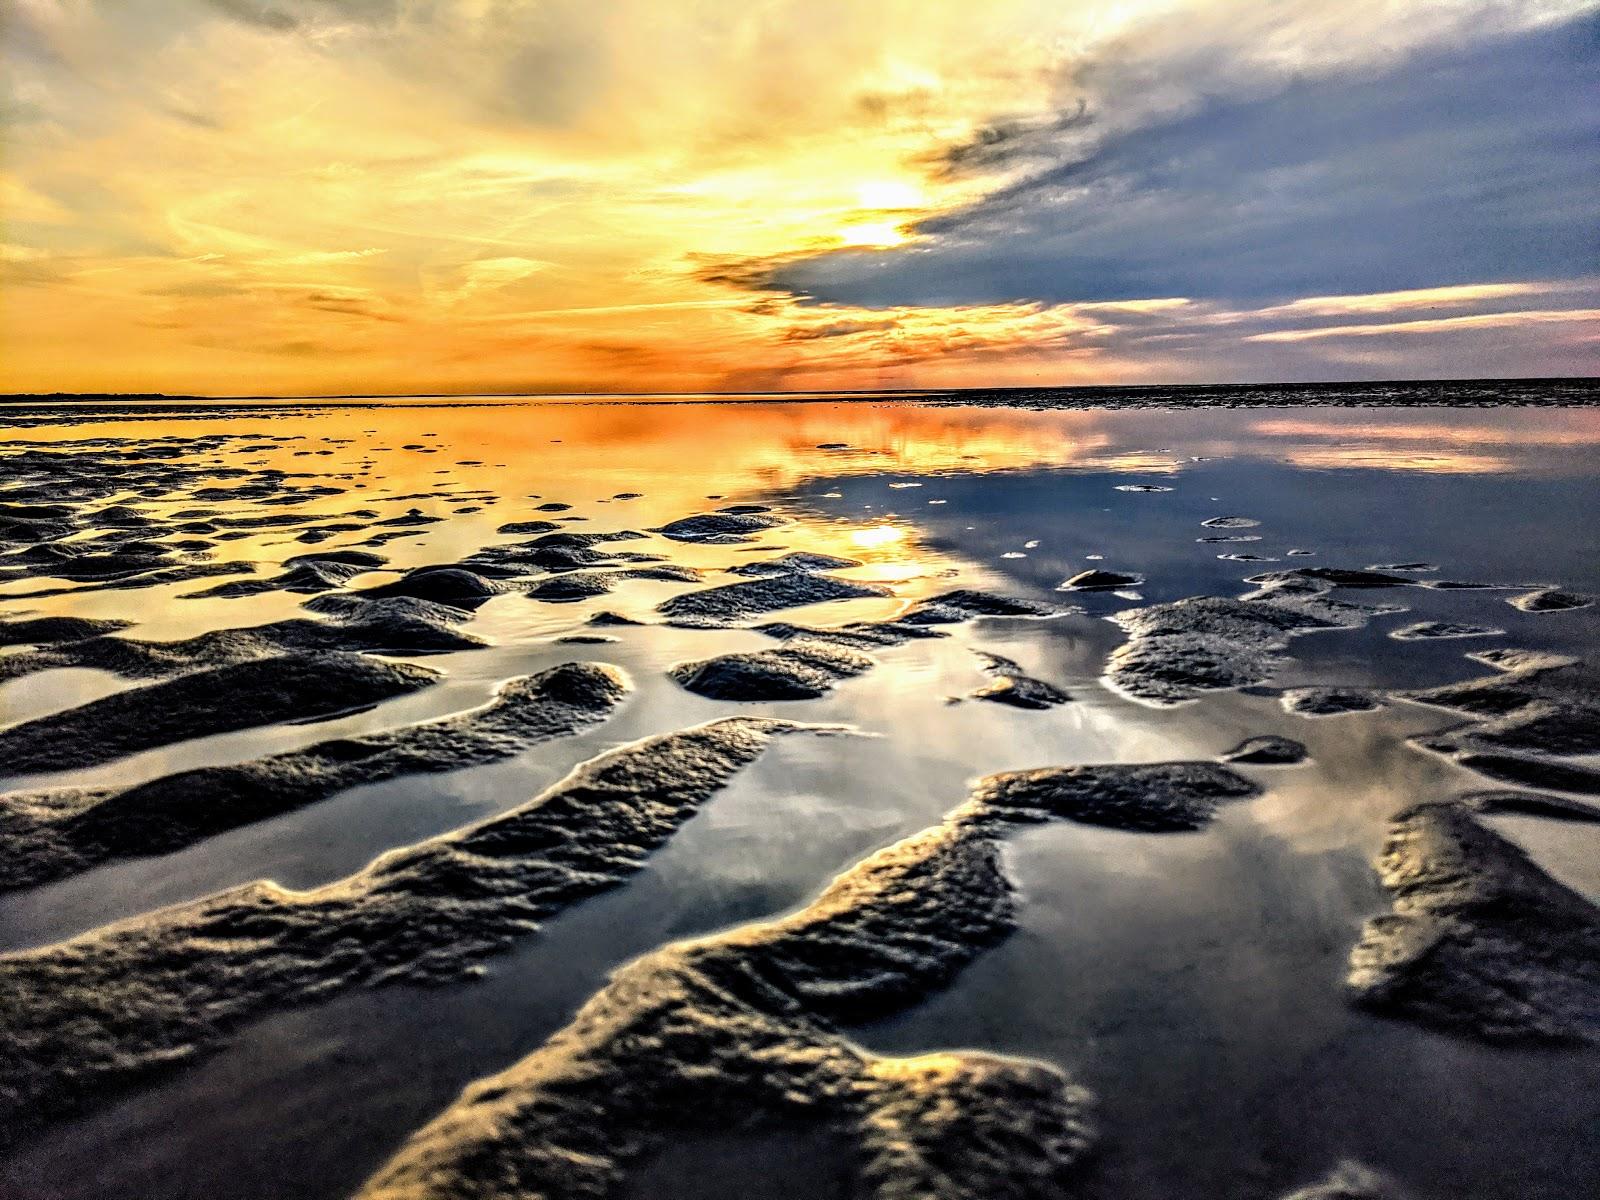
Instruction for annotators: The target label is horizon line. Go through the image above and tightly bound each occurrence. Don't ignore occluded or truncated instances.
[3,375,1598,404]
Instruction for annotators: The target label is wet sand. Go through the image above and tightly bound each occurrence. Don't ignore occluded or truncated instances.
[0,395,1597,1200]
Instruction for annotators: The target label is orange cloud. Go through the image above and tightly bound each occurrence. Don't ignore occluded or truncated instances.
[1245,308,1600,342]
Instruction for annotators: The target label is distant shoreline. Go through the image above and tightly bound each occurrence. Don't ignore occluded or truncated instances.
[1,377,1598,410]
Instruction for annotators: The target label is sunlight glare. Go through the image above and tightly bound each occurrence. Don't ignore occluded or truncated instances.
[850,524,907,548]
[837,221,909,248]
[855,180,923,210]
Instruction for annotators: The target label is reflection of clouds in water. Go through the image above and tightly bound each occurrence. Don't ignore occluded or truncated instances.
[1251,415,1600,447]
[0,667,130,730]
[1248,410,1600,475]
[1486,814,1600,904]
[1245,708,1475,856]
[1277,448,1513,474]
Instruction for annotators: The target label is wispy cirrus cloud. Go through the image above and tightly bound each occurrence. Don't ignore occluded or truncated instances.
[1244,309,1600,344]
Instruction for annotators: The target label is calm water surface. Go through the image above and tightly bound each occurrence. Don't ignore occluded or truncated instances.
[2,399,1597,1200]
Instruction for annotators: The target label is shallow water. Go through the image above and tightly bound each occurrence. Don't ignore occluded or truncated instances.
[1,397,1597,1199]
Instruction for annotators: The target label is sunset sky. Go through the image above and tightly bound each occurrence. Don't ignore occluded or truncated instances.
[2,0,1596,396]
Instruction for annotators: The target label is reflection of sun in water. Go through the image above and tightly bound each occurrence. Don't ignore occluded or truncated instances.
[864,560,929,583]
[850,524,906,548]
[846,522,927,583]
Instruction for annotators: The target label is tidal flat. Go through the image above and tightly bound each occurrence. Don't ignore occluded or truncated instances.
[0,392,1597,1200]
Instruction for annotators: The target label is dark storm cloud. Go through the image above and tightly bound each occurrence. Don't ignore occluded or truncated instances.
[768,13,1600,308]
[934,100,1092,175]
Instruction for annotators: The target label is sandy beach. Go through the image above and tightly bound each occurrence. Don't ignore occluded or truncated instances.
[0,393,1594,1200]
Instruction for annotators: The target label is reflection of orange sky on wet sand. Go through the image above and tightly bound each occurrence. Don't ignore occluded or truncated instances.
[25,402,1149,516]
[428,399,1600,483]
[323,401,1172,497]
[26,401,1600,514]
[1249,409,1600,474]
[7,398,1600,667]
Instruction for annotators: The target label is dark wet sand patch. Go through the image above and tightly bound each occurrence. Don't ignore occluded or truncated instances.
[526,564,700,603]
[0,603,481,684]
[1248,567,1416,589]
[495,519,561,535]
[283,549,388,571]
[356,760,1256,1200]
[526,571,619,602]
[748,589,1064,655]
[757,618,948,649]
[1445,756,1600,795]
[373,508,442,528]
[0,617,130,647]
[1059,569,1141,591]
[726,551,862,577]
[1405,653,1600,794]
[1221,735,1309,765]
[351,566,505,610]
[182,557,372,600]
[1106,576,1404,706]
[0,438,426,608]
[0,545,183,583]
[0,652,438,775]
[0,663,628,893]
[1282,687,1387,717]
[1510,588,1593,613]
[895,588,1065,626]
[965,651,1071,709]
[651,512,787,544]
[359,529,428,547]
[587,610,644,627]
[1348,800,1600,1043]
[1460,790,1600,823]
[0,715,817,1141]
[658,572,890,627]
[468,529,651,573]
[670,641,875,700]
[0,558,256,601]
[1390,621,1504,641]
